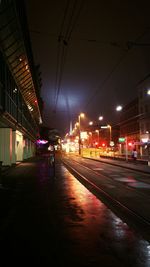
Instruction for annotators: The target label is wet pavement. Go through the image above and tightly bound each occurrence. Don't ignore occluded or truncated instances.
[0,154,150,266]
[82,155,150,175]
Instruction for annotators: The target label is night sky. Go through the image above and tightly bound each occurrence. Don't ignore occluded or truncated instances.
[25,0,150,136]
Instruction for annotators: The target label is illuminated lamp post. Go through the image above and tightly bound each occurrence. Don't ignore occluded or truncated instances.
[147,89,150,95]
[107,125,112,145]
[116,105,123,112]
[98,116,103,121]
[95,130,100,146]
[88,121,93,147]
[115,105,129,160]
[78,113,85,155]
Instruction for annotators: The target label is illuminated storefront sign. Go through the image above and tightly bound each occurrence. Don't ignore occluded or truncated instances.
[36,139,48,144]
[118,137,125,142]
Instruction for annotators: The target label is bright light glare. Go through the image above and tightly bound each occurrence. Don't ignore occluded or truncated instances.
[36,139,48,144]
[89,121,93,125]
[147,89,150,95]
[81,131,88,139]
[62,140,78,153]
[80,113,85,118]
[99,116,103,120]
[116,105,122,111]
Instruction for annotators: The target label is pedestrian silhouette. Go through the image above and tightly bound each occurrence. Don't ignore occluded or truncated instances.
[133,149,137,163]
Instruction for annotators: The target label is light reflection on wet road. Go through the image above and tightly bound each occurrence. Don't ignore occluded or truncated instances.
[56,164,150,266]
[80,157,150,191]
[1,156,150,266]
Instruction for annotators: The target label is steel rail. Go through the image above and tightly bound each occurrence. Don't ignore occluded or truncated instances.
[62,157,150,231]
[64,155,150,197]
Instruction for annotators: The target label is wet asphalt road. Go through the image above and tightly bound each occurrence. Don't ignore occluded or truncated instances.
[0,155,150,267]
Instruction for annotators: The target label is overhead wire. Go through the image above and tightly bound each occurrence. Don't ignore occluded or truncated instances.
[62,0,85,123]
[66,1,86,43]
[84,28,150,110]
[53,0,75,113]
[53,0,85,115]
[63,0,78,42]
[53,44,66,112]
[53,0,70,113]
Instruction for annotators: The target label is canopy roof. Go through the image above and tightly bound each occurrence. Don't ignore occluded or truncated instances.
[0,0,42,125]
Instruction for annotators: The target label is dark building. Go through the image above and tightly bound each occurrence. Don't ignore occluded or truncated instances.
[137,75,150,159]
[119,98,140,155]
[0,0,43,165]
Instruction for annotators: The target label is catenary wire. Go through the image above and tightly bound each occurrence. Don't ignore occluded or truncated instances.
[84,28,150,110]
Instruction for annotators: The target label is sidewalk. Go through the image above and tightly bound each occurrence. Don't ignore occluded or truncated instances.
[83,155,150,175]
[1,161,21,173]
[1,154,150,266]
[1,154,133,266]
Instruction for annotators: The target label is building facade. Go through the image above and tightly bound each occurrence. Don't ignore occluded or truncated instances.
[118,98,140,156]
[0,0,42,166]
[137,75,150,159]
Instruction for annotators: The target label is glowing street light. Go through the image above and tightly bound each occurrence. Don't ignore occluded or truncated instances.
[107,124,112,145]
[95,129,100,144]
[116,105,123,111]
[98,116,103,121]
[147,89,150,95]
[78,113,85,155]
[89,121,93,125]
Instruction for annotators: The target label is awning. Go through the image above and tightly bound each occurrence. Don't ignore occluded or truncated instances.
[0,0,42,125]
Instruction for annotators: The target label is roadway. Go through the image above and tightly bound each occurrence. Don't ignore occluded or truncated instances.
[0,153,150,266]
[62,154,150,232]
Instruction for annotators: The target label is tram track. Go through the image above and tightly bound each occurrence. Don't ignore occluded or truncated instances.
[61,155,150,239]
[71,156,150,199]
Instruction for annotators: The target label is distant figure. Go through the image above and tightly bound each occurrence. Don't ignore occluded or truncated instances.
[133,149,137,162]
[49,152,54,166]
[131,150,134,159]
[48,145,55,167]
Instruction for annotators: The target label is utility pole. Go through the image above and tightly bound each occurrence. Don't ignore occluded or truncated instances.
[125,136,128,162]
[70,121,72,135]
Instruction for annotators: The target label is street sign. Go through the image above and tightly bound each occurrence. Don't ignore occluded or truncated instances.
[118,137,125,142]
[110,141,114,146]
[100,125,108,129]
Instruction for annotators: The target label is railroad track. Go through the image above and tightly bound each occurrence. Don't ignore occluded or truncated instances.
[61,155,150,239]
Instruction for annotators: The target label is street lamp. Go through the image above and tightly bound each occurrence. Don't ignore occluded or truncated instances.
[98,116,103,121]
[115,105,128,161]
[116,105,123,111]
[147,89,150,95]
[107,124,112,145]
[78,113,85,155]
[95,129,100,145]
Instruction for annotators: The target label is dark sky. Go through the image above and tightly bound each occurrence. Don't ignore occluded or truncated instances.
[25,0,150,136]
